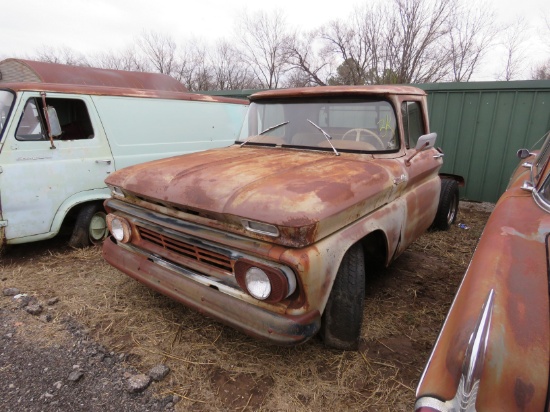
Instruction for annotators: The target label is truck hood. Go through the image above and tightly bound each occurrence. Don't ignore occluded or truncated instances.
[106,145,401,247]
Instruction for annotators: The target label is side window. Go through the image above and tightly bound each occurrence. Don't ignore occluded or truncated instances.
[16,97,94,141]
[401,101,425,149]
[16,99,46,141]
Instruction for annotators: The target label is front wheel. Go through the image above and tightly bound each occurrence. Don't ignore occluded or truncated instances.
[320,242,365,350]
[68,204,109,248]
[431,179,459,231]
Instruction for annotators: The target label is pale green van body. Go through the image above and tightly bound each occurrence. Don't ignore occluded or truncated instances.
[0,59,248,249]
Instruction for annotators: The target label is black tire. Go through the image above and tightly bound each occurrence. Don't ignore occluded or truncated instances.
[68,204,109,248]
[321,242,365,350]
[432,179,459,231]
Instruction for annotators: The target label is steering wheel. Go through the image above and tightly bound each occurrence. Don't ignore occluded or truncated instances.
[342,128,384,149]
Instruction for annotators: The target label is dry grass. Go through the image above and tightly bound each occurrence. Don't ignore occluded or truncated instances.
[0,202,493,411]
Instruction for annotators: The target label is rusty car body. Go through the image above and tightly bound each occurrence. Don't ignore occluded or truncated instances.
[415,131,550,411]
[0,58,248,250]
[102,85,462,349]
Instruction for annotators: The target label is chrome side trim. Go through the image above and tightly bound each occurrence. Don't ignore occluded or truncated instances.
[415,396,446,410]
[450,289,496,412]
[415,290,495,412]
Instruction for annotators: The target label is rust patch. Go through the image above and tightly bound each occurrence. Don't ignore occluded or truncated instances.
[514,377,535,409]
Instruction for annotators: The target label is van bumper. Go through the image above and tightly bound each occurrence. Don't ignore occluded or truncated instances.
[102,237,321,345]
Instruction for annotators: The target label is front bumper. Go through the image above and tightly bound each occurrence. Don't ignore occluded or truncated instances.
[102,237,321,345]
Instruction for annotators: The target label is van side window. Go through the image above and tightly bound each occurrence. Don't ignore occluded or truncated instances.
[401,101,424,149]
[16,99,46,141]
[16,97,94,141]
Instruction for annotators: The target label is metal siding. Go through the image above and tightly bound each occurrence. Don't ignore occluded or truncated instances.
[204,82,550,202]
[421,82,550,202]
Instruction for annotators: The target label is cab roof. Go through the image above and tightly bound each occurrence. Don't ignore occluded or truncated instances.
[249,85,426,101]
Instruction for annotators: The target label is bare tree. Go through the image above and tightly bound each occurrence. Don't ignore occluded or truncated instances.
[286,29,337,86]
[92,46,149,72]
[497,18,529,81]
[171,41,213,91]
[137,31,178,76]
[447,2,499,81]
[236,10,292,88]
[531,61,550,79]
[33,45,89,66]
[209,41,259,90]
[319,0,457,85]
[531,15,550,79]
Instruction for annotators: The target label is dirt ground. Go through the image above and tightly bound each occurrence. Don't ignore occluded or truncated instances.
[0,202,492,411]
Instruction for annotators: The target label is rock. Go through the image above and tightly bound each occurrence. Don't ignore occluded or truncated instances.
[17,295,33,309]
[53,381,63,390]
[40,314,53,323]
[3,288,20,296]
[47,297,59,306]
[25,304,43,316]
[126,374,151,393]
[67,370,84,382]
[148,364,170,381]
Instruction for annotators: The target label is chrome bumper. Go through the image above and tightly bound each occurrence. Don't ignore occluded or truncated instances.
[102,237,321,345]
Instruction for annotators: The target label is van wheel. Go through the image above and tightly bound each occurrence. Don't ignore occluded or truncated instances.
[431,179,459,231]
[68,204,109,248]
[320,242,365,350]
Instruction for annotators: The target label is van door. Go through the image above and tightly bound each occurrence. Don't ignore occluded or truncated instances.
[0,92,114,243]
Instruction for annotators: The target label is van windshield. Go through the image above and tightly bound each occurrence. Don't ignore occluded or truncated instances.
[0,90,15,138]
[237,99,399,153]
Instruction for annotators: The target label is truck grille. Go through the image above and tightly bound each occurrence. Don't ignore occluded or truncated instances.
[137,226,233,272]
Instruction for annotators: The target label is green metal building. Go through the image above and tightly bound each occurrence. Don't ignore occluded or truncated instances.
[201,81,550,202]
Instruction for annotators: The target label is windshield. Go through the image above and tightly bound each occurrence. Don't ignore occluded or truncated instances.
[238,99,399,153]
[0,90,15,139]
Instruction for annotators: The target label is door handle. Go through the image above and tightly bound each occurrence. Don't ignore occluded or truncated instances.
[95,159,112,165]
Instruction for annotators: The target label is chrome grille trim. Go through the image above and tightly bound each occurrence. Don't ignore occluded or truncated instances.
[137,225,233,272]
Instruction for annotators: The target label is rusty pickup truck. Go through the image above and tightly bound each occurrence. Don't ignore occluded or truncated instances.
[102,85,462,350]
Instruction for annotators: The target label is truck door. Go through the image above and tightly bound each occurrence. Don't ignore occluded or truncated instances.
[0,92,114,243]
[397,99,443,250]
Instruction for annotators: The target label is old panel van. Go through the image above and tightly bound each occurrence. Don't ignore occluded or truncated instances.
[0,59,248,250]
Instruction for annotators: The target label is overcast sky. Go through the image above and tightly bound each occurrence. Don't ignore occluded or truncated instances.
[1,0,549,81]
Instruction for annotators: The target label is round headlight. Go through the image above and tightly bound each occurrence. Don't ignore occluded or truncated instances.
[245,267,271,300]
[111,218,125,241]
[106,214,131,243]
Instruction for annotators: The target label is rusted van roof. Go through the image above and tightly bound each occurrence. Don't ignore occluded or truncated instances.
[0,59,246,104]
[0,58,187,92]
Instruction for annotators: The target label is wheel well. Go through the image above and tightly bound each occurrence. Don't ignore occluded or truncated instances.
[439,173,465,187]
[62,200,105,231]
[359,230,388,270]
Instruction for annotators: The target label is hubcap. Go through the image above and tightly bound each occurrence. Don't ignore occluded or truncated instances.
[447,194,458,224]
[89,212,108,242]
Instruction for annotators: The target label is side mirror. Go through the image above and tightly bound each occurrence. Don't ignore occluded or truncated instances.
[406,133,437,166]
[517,148,535,159]
[415,133,437,151]
[46,106,62,137]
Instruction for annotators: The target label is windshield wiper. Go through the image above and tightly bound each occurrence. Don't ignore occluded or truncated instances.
[307,119,339,156]
[240,121,289,147]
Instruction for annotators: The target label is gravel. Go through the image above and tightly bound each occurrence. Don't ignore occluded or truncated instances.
[0,291,177,412]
